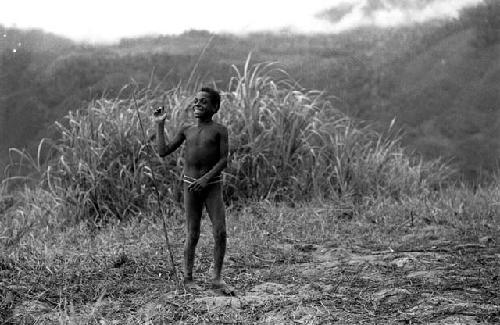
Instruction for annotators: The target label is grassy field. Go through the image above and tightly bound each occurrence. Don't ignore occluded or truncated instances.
[1,59,499,324]
[1,188,499,324]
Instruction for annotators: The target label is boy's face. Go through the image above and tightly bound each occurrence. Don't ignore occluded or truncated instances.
[193,91,216,119]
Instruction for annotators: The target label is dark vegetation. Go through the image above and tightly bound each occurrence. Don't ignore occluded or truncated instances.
[1,0,499,184]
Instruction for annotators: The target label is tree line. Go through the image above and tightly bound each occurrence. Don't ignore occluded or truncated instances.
[1,0,499,184]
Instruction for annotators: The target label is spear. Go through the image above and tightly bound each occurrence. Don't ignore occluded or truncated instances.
[132,91,180,288]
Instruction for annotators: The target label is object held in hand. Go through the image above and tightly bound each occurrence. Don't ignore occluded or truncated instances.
[154,106,164,116]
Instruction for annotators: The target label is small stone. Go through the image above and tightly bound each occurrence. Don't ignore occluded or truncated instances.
[390,256,413,268]
[373,288,411,304]
[479,236,494,244]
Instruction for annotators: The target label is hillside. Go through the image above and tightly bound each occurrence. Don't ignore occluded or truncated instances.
[381,27,500,181]
[1,0,499,183]
[0,25,74,53]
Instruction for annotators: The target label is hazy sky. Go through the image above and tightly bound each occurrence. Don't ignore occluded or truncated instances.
[0,0,483,43]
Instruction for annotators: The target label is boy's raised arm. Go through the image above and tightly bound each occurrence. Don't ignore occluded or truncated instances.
[154,108,185,157]
[157,122,186,157]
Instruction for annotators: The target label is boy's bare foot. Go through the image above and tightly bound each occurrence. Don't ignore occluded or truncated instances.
[183,278,203,291]
[211,279,236,296]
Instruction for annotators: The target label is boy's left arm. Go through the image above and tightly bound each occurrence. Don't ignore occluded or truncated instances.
[188,127,229,192]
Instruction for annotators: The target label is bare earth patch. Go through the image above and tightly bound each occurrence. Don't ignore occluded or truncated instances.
[4,241,498,323]
[182,243,500,324]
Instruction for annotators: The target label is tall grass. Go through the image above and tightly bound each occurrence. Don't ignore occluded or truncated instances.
[2,55,453,222]
[220,55,453,201]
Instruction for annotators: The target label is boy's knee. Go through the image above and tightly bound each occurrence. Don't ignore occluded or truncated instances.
[187,229,200,243]
[213,228,227,242]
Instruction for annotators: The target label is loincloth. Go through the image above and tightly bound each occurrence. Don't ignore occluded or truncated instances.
[183,174,223,185]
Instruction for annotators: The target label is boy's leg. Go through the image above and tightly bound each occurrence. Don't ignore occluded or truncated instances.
[183,185,203,283]
[204,183,227,286]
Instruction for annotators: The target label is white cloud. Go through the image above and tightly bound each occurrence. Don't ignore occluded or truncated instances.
[0,0,337,42]
[0,0,484,43]
[329,0,483,31]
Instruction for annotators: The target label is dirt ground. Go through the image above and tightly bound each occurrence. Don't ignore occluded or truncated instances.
[3,234,499,324]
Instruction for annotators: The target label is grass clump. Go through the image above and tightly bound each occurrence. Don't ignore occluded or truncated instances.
[2,55,452,223]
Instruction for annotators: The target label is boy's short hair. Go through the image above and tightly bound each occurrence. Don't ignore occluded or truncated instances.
[201,87,221,111]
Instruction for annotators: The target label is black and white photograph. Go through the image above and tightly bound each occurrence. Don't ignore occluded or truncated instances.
[1,0,499,323]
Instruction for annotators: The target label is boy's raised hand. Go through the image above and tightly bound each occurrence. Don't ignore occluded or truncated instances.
[153,106,168,124]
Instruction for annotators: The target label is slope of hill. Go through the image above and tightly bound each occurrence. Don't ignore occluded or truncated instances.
[380,26,500,181]
[0,25,75,53]
[1,0,499,184]
[1,29,63,175]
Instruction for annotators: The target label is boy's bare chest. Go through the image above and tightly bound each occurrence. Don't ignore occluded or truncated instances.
[185,127,219,147]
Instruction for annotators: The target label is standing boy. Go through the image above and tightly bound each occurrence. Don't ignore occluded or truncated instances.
[154,87,231,294]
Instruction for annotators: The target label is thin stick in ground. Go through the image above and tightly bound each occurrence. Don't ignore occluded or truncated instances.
[132,91,180,288]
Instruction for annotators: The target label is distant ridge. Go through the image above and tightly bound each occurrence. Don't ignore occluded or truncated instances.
[1,0,499,182]
[0,25,75,53]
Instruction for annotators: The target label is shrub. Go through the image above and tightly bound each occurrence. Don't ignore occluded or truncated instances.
[3,55,453,222]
